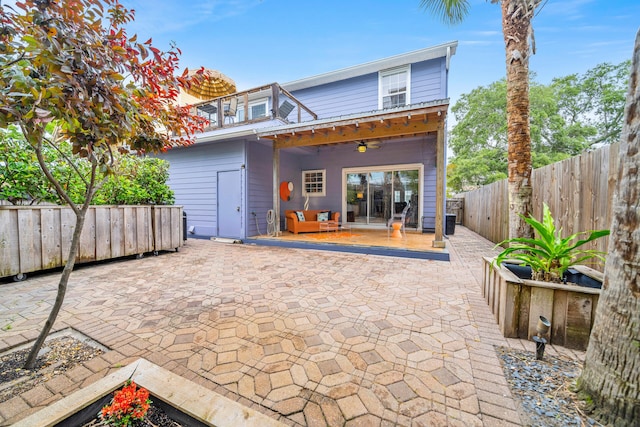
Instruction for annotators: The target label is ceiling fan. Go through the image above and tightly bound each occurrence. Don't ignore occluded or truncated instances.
[356,140,382,153]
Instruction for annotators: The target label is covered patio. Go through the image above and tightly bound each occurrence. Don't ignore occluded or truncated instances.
[256,100,450,249]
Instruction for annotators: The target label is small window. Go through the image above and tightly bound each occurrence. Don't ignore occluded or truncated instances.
[379,66,410,109]
[238,99,268,121]
[302,169,326,197]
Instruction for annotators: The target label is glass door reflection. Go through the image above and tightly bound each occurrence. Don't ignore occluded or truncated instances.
[346,173,368,224]
[346,167,419,227]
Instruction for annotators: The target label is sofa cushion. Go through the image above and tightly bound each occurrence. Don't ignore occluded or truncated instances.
[296,211,306,222]
[317,211,329,221]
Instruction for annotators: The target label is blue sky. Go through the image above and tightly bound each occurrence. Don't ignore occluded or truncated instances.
[122,0,639,109]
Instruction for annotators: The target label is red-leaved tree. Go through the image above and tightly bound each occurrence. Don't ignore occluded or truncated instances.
[0,0,206,368]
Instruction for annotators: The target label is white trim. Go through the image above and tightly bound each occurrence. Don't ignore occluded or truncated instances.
[302,169,326,197]
[341,163,424,227]
[378,65,411,109]
[238,98,269,121]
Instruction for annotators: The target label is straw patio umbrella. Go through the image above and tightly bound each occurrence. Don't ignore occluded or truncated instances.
[184,68,236,100]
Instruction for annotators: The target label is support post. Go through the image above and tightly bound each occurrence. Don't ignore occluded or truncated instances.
[271,83,280,118]
[273,143,280,235]
[433,120,446,248]
[216,98,223,127]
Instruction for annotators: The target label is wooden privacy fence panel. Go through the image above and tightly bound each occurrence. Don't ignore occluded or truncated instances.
[0,205,183,279]
[462,143,618,267]
[152,206,183,252]
[462,179,509,244]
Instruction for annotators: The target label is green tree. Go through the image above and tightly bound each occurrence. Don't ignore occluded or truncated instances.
[0,125,58,204]
[578,30,640,427]
[421,0,542,240]
[446,61,629,193]
[0,0,205,368]
[552,60,631,146]
[1,131,175,205]
[95,157,174,205]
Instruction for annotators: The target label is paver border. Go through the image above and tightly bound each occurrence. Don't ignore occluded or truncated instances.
[13,358,286,427]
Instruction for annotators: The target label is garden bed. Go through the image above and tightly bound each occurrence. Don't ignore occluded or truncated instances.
[482,257,602,350]
[13,359,286,427]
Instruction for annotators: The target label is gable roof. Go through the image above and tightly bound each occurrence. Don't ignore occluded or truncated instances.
[282,41,457,92]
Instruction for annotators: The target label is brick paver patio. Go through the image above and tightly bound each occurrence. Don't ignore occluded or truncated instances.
[0,226,585,426]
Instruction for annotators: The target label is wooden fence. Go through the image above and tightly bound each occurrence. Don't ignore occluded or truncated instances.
[461,143,619,268]
[0,205,183,279]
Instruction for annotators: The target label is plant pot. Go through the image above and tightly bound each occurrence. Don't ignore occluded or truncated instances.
[482,257,602,350]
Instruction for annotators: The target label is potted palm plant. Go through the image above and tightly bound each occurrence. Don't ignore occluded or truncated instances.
[494,203,610,283]
[482,203,610,350]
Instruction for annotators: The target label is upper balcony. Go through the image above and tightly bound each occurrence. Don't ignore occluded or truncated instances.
[189,83,317,132]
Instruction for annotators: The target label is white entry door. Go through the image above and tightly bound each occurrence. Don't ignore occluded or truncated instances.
[218,170,242,238]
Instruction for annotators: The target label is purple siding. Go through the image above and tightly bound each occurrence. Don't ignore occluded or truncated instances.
[411,58,447,101]
[290,74,378,119]
[160,141,245,238]
[246,141,301,236]
[290,57,446,119]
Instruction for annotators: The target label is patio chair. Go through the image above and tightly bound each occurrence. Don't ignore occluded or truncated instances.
[223,97,238,123]
[387,202,410,237]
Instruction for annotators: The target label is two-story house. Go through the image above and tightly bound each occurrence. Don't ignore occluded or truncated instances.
[158,41,457,249]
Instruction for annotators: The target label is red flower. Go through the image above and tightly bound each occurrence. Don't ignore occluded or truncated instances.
[101,381,151,426]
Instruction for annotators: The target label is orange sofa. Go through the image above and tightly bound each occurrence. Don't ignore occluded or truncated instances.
[285,210,340,234]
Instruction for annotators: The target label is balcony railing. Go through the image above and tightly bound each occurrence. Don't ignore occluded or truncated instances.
[190,83,317,132]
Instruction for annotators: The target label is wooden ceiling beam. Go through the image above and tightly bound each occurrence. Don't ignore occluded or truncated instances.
[273,120,440,149]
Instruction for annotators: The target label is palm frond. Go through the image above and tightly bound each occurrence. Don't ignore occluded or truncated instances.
[419,0,470,25]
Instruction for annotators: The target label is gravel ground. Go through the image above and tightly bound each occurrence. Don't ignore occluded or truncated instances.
[496,346,603,427]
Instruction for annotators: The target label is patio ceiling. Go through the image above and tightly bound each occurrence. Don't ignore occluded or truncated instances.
[256,102,448,149]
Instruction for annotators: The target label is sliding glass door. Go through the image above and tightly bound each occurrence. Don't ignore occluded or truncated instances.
[344,165,421,227]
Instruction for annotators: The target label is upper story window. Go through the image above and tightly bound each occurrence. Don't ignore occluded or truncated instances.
[238,99,269,121]
[379,66,410,109]
[302,169,326,197]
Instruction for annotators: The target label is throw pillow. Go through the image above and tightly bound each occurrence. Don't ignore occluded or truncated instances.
[317,211,329,222]
[295,211,306,222]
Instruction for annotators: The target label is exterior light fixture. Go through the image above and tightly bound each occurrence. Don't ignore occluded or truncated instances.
[357,142,367,153]
[532,316,551,360]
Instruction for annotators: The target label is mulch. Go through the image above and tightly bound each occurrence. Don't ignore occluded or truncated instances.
[0,336,103,403]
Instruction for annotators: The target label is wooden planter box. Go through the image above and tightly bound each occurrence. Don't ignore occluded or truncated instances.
[0,205,183,280]
[482,257,602,350]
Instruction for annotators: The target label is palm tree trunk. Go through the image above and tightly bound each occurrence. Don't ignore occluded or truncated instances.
[502,0,534,239]
[578,29,640,426]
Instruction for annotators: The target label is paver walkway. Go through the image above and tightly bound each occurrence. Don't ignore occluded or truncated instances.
[0,226,584,426]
